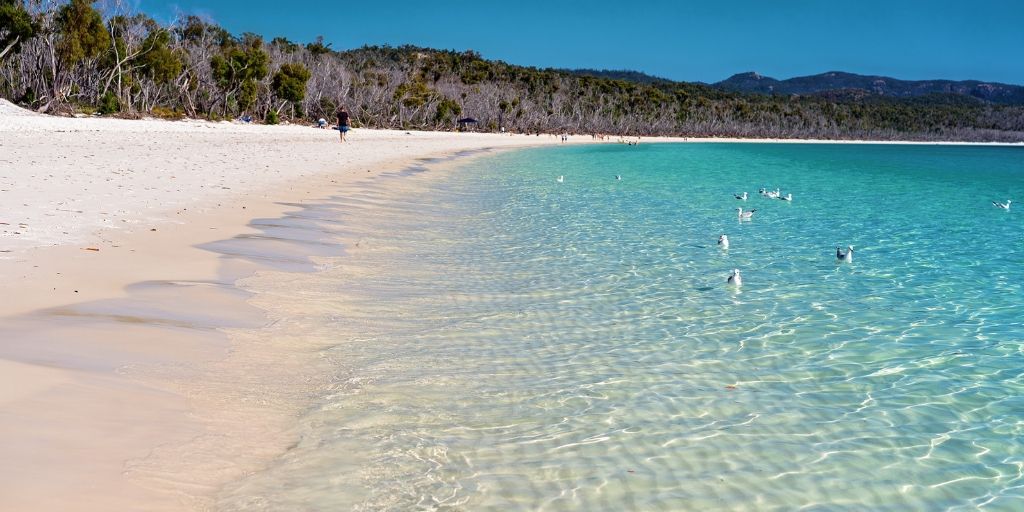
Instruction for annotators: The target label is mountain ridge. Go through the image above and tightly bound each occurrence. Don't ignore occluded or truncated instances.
[714,71,1024,105]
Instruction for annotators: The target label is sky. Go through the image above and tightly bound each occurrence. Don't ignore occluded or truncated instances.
[141,0,1024,85]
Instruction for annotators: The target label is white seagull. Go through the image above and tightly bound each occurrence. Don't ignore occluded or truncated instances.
[718,234,729,249]
[615,175,622,180]
[779,193,793,201]
[836,245,854,262]
[737,207,756,220]
[727,268,742,286]
[734,192,748,200]
[557,175,564,183]
[993,199,1011,210]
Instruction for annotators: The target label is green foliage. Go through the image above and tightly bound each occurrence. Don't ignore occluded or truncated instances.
[238,78,258,111]
[178,15,230,46]
[435,97,461,124]
[394,78,435,108]
[305,36,331,57]
[138,29,183,84]
[211,35,268,91]
[264,109,278,124]
[0,0,37,61]
[150,106,183,119]
[99,90,119,114]
[2,19,1021,142]
[55,0,109,65]
[271,62,311,103]
[270,36,299,53]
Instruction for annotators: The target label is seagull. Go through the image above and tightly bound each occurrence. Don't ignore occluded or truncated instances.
[727,268,742,286]
[718,234,729,249]
[836,245,854,262]
[557,175,564,183]
[734,192,748,200]
[615,175,622,180]
[779,193,793,201]
[737,207,756,220]
[993,199,1011,210]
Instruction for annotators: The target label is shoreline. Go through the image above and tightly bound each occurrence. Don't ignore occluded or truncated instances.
[0,111,580,510]
[1,109,1020,509]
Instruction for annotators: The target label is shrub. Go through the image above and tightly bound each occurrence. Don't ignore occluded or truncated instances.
[98,90,119,114]
[264,110,279,124]
[151,106,183,119]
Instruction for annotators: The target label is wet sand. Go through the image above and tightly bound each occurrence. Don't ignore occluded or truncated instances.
[0,103,589,510]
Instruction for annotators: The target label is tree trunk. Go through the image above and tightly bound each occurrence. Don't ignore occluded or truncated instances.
[0,36,20,62]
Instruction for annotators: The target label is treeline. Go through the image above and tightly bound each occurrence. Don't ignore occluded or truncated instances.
[2,0,1023,141]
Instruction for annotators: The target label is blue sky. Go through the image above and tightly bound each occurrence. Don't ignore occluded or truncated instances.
[141,0,1024,84]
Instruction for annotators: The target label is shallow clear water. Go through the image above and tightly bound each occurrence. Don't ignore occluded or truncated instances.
[219,143,1024,511]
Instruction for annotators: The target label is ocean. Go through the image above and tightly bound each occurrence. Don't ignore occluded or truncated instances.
[216,142,1024,510]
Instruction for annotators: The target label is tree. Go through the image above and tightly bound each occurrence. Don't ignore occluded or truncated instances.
[137,28,182,85]
[271,61,310,115]
[55,0,108,65]
[434,97,461,127]
[0,0,36,62]
[210,33,267,116]
[2,20,1023,140]
[305,35,330,57]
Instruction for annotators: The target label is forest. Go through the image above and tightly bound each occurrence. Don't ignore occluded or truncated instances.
[2,0,1023,141]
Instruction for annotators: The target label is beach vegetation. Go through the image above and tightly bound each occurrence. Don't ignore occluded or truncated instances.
[150,105,183,119]
[271,62,310,110]
[0,0,35,62]
[435,96,461,125]
[270,36,299,53]
[98,89,118,114]
[56,0,109,65]
[305,35,331,57]
[0,2,1020,140]
[210,33,268,116]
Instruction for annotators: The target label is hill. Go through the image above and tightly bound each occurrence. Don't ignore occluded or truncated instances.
[716,71,1024,105]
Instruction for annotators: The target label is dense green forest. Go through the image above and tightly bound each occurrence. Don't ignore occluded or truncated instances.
[2,0,1023,141]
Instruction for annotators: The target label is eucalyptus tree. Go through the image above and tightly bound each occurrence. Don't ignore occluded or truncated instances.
[0,0,35,62]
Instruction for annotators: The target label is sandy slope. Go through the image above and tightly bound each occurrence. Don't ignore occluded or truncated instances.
[0,102,591,510]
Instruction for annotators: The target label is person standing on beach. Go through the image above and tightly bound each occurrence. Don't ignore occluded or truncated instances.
[336,107,351,142]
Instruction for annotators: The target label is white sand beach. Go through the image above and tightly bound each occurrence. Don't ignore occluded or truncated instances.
[1,100,1019,510]
[0,101,594,510]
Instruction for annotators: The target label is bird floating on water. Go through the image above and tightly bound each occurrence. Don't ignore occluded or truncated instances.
[727,268,742,286]
[718,234,729,250]
[836,245,854,262]
[737,207,756,220]
[993,199,1011,210]
[556,175,564,183]
[734,192,748,200]
[779,193,793,201]
[615,175,621,180]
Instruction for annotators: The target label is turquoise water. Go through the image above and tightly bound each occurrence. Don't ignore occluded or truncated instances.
[219,143,1024,510]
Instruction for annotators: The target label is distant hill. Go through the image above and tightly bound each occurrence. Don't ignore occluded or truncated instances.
[715,71,1024,105]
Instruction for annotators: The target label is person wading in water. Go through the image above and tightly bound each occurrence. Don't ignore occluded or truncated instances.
[336,107,351,143]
